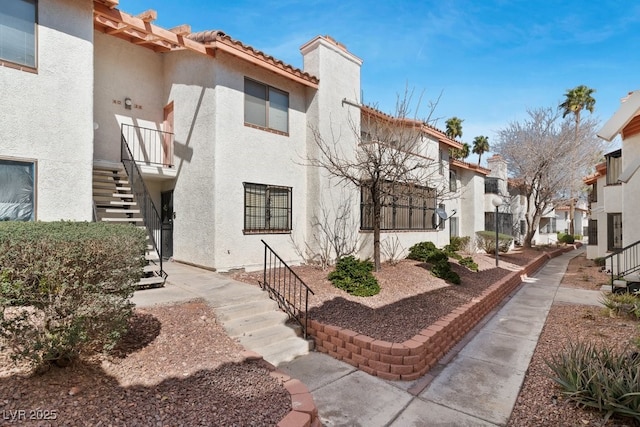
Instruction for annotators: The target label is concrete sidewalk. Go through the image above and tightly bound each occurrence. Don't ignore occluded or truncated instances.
[279,247,602,426]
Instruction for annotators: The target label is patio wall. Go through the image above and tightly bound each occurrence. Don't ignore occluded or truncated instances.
[307,244,580,380]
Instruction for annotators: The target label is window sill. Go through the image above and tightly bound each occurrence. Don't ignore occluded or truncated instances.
[1,60,37,74]
[244,122,289,137]
[359,229,437,233]
[243,230,291,235]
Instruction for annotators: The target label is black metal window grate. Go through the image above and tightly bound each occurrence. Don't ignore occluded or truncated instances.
[588,219,598,245]
[485,211,513,236]
[244,183,292,233]
[485,177,499,194]
[361,181,436,231]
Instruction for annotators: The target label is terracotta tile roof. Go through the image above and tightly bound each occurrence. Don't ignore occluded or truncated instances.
[583,162,606,184]
[187,30,319,87]
[450,159,490,175]
[361,105,463,149]
[93,3,318,88]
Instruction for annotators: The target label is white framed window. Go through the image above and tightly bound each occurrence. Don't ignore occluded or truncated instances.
[243,182,292,233]
[0,158,35,221]
[0,0,37,69]
[244,78,289,134]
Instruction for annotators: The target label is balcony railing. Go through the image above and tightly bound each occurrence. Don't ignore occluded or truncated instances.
[121,124,174,168]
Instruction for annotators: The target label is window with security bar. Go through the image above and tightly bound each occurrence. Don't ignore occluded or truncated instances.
[243,183,292,233]
[360,181,436,231]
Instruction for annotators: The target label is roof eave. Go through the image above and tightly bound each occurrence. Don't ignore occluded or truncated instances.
[598,91,640,141]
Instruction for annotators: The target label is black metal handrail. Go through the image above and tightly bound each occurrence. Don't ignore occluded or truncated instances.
[121,132,167,280]
[260,240,314,338]
[121,123,174,168]
[604,239,640,291]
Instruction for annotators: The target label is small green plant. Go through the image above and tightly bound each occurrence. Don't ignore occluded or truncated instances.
[459,256,479,272]
[446,236,471,253]
[475,231,512,253]
[408,241,461,284]
[407,241,438,261]
[546,341,640,423]
[557,232,575,244]
[328,256,380,297]
[601,293,640,319]
[431,260,461,284]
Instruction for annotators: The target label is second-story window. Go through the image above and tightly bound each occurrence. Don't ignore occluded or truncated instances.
[1,0,37,69]
[485,177,499,194]
[244,78,289,134]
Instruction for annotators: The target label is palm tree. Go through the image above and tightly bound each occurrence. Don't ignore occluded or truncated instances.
[472,136,490,165]
[445,117,464,140]
[560,85,596,235]
[460,142,470,159]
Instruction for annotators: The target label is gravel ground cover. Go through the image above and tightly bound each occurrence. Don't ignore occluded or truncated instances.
[3,246,634,426]
[0,301,291,426]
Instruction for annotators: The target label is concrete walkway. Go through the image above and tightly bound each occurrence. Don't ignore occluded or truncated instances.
[279,247,603,426]
[132,248,602,426]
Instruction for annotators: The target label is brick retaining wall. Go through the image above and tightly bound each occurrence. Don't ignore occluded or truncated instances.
[307,244,580,381]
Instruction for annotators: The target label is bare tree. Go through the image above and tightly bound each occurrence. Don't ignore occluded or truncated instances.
[305,93,455,271]
[290,195,359,269]
[494,107,604,247]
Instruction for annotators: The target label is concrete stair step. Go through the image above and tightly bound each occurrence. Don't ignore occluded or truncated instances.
[137,275,165,288]
[215,298,279,322]
[237,323,299,349]
[93,183,132,191]
[224,310,289,337]
[259,335,312,366]
[106,200,138,206]
[623,273,640,282]
[205,285,270,308]
[101,217,144,223]
[93,192,135,199]
[101,208,141,214]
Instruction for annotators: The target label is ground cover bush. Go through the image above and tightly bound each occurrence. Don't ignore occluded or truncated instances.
[328,256,380,296]
[407,241,461,284]
[476,230,512,254]
[546,341,640,424]
[0,221,147,368]
[557,232,575,244]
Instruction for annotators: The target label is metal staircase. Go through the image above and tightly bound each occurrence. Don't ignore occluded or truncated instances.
[92,165,166,288]
[604,239,640,293]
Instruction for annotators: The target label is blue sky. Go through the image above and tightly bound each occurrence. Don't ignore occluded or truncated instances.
[125,0,638,160]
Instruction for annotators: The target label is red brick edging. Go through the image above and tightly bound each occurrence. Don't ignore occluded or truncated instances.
[240,351,321,427]
[307,244,581,381]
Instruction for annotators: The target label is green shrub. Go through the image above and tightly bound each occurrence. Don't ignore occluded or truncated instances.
[475,230,512,254]
[459,256,479,272]
[594,257,606,267]
[408,241,462,284]
[328,256,380,297]
[447,236,471,253]
[0,221,146,368]
[431,260,461,285]
[558,233,575,244]
[546,341,640,423]
[601,293,640,320]
[407,241,438,261]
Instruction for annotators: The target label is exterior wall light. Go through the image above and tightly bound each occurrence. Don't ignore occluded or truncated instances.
[124,97,132,110]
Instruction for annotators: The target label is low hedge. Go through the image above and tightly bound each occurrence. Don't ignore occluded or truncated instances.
[0,221,147,368]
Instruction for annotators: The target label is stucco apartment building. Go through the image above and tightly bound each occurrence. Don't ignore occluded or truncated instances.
[586,90,640,265]
[1,0,493,275]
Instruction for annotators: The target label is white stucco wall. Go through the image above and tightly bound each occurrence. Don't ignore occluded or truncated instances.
[93,31,166,163]
[622,134,640,247]
[0,0,94,221]
[302,37,363,262]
